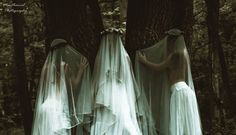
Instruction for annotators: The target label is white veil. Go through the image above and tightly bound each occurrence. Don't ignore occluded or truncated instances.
[91,32,157,135]
[32,39,92,135]
[135,29,196,135]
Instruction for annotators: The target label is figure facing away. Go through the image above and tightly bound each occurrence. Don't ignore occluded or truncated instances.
[137,29,202,135]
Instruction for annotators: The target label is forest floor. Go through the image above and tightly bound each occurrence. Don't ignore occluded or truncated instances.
[0,118,236,135]
[0,127,24,135]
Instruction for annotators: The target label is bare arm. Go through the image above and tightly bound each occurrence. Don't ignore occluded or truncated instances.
[138,52,171,72]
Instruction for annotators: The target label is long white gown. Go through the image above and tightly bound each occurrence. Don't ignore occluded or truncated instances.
[91,32,156,135]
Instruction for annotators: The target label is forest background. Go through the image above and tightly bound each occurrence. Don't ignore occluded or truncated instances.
[0,0,236,134]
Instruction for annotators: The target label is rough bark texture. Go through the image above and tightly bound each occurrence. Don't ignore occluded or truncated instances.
[42,0,77,52]
[125,0,194,62]
[71,0,103,66]
[42,0,103,65]
[205,0,233,117]
[12,0,33,134]
[125,0,194,132]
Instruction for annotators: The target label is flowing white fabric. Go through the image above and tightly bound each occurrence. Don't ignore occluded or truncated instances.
[91,32,156,135]
[170,81,201,135]
[32,39,92,135]
[135,29,202,135]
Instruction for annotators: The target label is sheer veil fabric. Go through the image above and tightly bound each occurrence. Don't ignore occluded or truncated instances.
[135,29,202,135]
[91,32,157,135]
[32,39,92,135]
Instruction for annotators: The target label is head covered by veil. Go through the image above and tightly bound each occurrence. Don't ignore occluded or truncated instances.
[32,39,92,135]
[135,29,195,135]
[91,32,157,135]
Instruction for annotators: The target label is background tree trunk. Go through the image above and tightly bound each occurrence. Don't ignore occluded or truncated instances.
[125,0,194,62]
[205,0,233,118]
[12,0,33,134]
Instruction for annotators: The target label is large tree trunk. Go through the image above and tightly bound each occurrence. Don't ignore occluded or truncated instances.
[205,0,232,124]
[12,0,33,134]
[71,0,103,66]
[42,0,76,52]
[42,0,103,65]
[125,0,193,61]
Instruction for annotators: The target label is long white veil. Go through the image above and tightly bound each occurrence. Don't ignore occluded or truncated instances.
[91,32,156,135]
[135,29,197,135]
[32,39,92,135]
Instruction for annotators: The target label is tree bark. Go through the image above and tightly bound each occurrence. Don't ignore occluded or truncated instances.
[12,0,33,134]
[125,0,194,62]
[119,0,128,22]
[42,0,76,52]
[205,0,233,118]
[42,0,103,65]
[71,0,103,66]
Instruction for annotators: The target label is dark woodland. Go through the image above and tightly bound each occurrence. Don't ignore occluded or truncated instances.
[0,0,236,134]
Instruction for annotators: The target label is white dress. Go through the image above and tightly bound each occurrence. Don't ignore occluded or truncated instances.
[170,81,202,135]
[37,97,71,135]
[91,75,142,135]
[91,33,142,135]
[32,39,93,135]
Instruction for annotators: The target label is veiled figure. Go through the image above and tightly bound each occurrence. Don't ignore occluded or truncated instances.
[32,39,92,135]
[91,32,156,135]
[136,29,202,135]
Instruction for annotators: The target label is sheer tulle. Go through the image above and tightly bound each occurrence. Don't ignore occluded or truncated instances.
[135,29,202,135]
[91,32,156,135]
[32,39,92,135]
[135,37,170,135]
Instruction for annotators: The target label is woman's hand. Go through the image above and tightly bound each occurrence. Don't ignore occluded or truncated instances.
[61,61,68,72]
[137,52,147,64]
[72,57,89,85]
[60,61,69,77]
[77,57,89,72]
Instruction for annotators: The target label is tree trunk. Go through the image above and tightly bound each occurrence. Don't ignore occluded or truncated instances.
[42,0,76,52]
[71,0,103,66]
[125,0,193,62]
[119,0,128,22]
[205,0,233,119]
[12,0,33,134]
[42,0,103,65]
